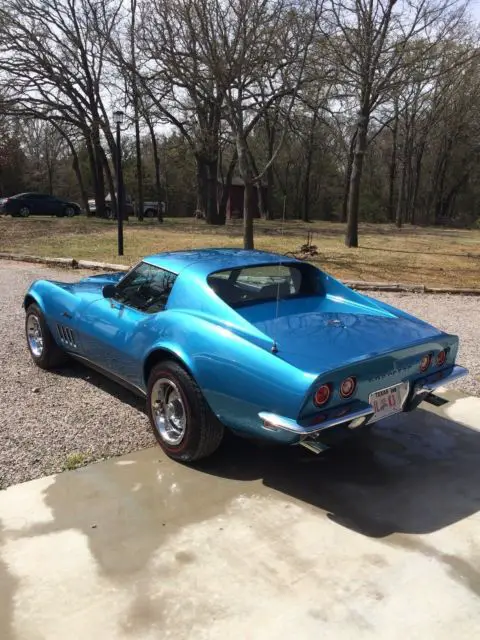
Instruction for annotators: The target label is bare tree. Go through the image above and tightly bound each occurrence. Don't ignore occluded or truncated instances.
[106,0,227,224]
[130,0,145,220]
[327,0,468,246]
[155,0,323,247]
[0,0,124,217]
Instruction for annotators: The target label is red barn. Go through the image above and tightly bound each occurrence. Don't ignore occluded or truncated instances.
[220,177,268,220]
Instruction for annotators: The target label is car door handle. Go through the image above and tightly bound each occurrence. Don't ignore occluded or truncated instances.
[62,311,73,319]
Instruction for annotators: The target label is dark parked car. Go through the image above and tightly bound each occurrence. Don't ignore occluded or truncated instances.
[0,193,81,218]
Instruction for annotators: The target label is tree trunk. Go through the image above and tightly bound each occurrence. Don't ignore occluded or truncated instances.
[71,151,89,215]
[411,143,425,225]
[62,143,85,213]
[51,123,89,214]
[134,114,144,221]
[345,114,368,248]
[263,115,275,220]
[443,172,469,219]
[145,115,163,220]
[265,164,274,220]
[302,167,311,222]
[87,129,105,218]
[388,103,399,222]
[302,108,318,223]
[218,155,236,223]
[206,158,221,225]
[195,156,208,216]
[257,184,267,219]
[100,146,117,216]
[47,165,54,195]
[396,138,408,228]
[236,133,255,249]
[243,181,256,249]
[130,0,143,221]
[341,131,357,224]
[404,112,416,224]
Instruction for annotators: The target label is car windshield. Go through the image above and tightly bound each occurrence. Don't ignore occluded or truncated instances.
[114,262,177,313]
[207,263,316,307]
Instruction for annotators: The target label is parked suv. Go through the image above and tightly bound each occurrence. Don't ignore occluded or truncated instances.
[87,194,163,220]
[0,193,81,217]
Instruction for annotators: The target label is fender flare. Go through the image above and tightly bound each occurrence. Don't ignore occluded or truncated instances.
[143,343,196,388]
[23,290,46,314]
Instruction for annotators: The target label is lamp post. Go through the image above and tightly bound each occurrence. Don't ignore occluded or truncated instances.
[113,109,125,256]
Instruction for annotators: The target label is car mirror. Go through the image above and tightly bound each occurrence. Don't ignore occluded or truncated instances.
[102,283,117,299]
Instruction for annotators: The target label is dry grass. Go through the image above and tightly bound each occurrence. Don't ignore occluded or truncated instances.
[1,215,479,287]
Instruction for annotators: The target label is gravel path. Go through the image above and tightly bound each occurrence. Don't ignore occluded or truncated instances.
[0,259,478,489]
[0,261,155,489]
[373,291,480,396]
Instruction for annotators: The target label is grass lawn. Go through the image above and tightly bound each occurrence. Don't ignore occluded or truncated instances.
[1,215,479,288]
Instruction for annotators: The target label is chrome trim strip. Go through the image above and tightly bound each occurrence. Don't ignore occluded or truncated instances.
[413,365,469,398]
[259,406,375,435]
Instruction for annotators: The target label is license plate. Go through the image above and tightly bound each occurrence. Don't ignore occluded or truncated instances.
[369,382,409,423]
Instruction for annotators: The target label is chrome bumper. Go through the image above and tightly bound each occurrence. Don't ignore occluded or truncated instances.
[259,404,375,436]
[413,365,468,398]
[259,365,469,436]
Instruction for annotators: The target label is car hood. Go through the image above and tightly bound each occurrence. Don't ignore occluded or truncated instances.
[237,296,441,373]
[52,272,124,298]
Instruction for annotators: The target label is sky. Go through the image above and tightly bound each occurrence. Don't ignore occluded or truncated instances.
[469,0,480,19]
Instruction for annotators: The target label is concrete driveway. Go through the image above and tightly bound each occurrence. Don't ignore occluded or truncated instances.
[1,388,480,639]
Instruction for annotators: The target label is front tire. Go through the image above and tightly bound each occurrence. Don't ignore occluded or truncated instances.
[25,303,67,369]
[147,361,224,462]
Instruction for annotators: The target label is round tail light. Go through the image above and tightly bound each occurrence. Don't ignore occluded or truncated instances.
[436,350,447,367]
[340,376,356,398]
[420,354,432,372]
[314,384,331,407]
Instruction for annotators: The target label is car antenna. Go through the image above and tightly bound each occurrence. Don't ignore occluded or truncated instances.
[271,194,287,354]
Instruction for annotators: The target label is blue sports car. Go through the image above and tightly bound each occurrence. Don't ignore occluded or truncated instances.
[24,249,467,461]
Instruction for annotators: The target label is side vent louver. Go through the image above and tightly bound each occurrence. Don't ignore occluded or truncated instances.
[57,324,77,348]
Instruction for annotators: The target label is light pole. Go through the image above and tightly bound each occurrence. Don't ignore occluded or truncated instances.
[113,109,125,256]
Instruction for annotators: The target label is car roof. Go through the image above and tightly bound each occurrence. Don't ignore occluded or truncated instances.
[12,192,45,198]
[143,248,300,275]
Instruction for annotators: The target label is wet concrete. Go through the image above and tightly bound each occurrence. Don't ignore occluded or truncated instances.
[1,390,480,638]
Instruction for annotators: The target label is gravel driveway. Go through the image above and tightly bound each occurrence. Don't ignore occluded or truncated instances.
[0,259,478,489]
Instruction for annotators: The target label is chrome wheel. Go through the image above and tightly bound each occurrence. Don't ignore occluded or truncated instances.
[151,378,187,445]
[27,314,44,357]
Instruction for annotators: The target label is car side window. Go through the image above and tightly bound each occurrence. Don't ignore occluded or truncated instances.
[114,262,177,313]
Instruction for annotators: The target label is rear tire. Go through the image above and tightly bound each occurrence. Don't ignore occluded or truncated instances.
[25,303,67,369]
[147,361,224,462]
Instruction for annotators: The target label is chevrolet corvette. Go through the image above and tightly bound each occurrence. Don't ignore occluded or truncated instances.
[23,249,467,461]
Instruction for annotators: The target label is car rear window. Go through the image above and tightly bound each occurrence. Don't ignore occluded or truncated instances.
[207,263,316,307]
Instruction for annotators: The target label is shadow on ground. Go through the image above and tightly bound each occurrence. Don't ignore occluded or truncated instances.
[36,358,480,543]
[194,403,480,539]
[2,364,480,636]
